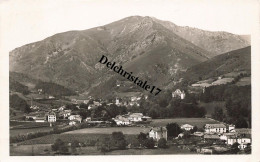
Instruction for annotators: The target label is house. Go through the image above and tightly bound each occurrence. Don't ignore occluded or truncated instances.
[30,105,39,110]
[128,113,143,122]
[69,120,81,126]
[205,124,227,133]
[180,124,194,131]
[88,104,95,110]
[113,115,132,126]
[93,101,101,106]
[85,117,91,122]
[131,96,141,102]
[141,116,152,122]
[172,89,185,99]
[47,112,56,122]
[149,127,167,141]
[35,117,45,122]
[68,115,82,122]
[48,96,55,99]
[25,115,37,120]
[115,98,120,105]
[58,106,65,111]
[228,125,235,132]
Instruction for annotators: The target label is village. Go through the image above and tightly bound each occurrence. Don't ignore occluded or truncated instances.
[10,88,251,155]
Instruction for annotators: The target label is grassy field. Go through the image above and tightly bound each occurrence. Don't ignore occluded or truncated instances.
[236,77,251,86]
[10,144,196,155]
[149,118,220,129]
[10,144,51,156]
[63,127,150,135]
[10,127,53,137]
[18,134,136,145]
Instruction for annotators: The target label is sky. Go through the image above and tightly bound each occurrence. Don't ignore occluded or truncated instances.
[0,0,258,53]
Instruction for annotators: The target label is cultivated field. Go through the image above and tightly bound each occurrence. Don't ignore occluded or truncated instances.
[148,118,221,129]
[18,134,135,145]
[10,144,196,155]
[236,77,251,86]
[63,127,150,135]
[10,127,53,137]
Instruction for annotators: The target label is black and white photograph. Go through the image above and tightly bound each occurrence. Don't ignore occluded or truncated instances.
[0,0,259,160]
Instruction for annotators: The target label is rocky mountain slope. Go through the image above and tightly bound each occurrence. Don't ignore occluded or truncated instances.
[9,16,250,93]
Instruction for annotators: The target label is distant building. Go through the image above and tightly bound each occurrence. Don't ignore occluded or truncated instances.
[128,113,143,122]
[205,124,227,133]
[228,125,236,132]
[47,112,56,122]
[172,89,185,99]
[180,124,194,131]
[69,120,81,126]
[68,115,82,123]
[35,117,45,123]
[113,115,132,126]
[115,98,121,106]
[149,127,167,141]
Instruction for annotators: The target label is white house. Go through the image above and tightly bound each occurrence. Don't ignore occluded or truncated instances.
[47,112,56,122]
[149,127,167,141]
[35,117,45,122]
[68,115,82,122]
[228,125,236,132]
[69,120,81,126]
[115,98,120,105]
[128,113,143,122]
[172,89,185,99]
[113,115,132,126]
[181,124,194,131]
[205,124,227,133]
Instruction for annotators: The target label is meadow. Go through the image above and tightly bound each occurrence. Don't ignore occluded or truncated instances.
[149,118,220,129]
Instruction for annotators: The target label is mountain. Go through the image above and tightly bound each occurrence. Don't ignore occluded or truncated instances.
[9,16,250,94]
[152,18,250,57]
[182,46,251,82]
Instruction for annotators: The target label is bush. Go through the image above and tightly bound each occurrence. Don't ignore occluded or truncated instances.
[51,139,68,153]
[143,138,155,149]
[158,138,167,148]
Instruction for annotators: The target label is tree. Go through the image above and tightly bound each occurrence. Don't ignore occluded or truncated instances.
[212,106,225,121]
[96,137,111,154]
[111,132,127,150]
[166,123,182,137]
[51,139,68,154]
[190,126,198,134]
[158,138,167,148]
[71,140,80,154]
[235,117,248,128]
[231,142,240,154]
[137,132,148,146]
[143,138,155,149]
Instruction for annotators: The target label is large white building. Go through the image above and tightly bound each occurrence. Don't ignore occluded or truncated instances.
[149,127,168,141]
[205,124,227,133]
[47,112,56,122]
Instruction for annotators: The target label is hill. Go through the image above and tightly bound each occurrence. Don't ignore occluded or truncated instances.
[182,46,251,83]
[9,16,250,95]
